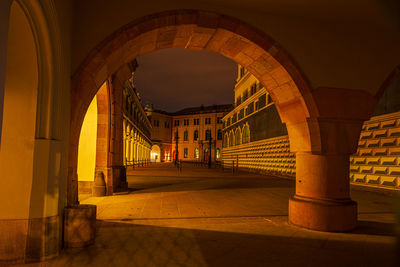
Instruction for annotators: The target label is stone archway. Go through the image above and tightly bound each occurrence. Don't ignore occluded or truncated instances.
[151,145,161,162]
[70,10,376,232]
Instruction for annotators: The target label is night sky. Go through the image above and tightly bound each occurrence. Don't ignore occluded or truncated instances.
[134,48,237,113]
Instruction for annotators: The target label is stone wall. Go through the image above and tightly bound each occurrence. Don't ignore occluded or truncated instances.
[221,111,400,190]
[350,111,400,188]
[221,135,295,178]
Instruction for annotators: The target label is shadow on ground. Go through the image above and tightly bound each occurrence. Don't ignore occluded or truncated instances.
[50,220,397,267]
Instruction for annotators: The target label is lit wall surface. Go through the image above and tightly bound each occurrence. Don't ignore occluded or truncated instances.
[0,2,38,219]
[77,96,97,182]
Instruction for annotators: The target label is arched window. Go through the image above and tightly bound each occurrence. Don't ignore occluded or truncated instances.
[235,129,241,145]
[205,129,211,140]
[194,148,199,159]
[229,131,234,147]
[223,134,228,148]
[242,125,250,144]
[184,130,188,141]
[217,129,222,140]
[194,130,199,141]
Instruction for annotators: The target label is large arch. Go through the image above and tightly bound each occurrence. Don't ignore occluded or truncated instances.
[151,144,161,162]
[69,10,377,232]
[69,10,316,200]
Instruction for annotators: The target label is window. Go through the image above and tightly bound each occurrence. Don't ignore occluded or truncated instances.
[205,129,211,140]
[235,129,241,145]
[217,117,222,124]
[240,66,246,78]
[217,129,222,140]
[184,119,189,126]
[174,131,179,140]
[227,118,231,126]
[194,118,199,125]
[236,96,242,106]
[153,120,159,127]
[174,120,180,126]
[247,102,254,115]
[242,125,250,144]
[267,94,272,104]
[205,118,211,124]
[193,130,199,141]
[223,134,228,148]
[195,148,199,159]
[184,130,188,141]
[184,148,188,158]
[125,97,129,111]
[222,121,226,128]
[250,82,257,95]
[243,89,249,101]
[164,121,170,128]
[216,148,221,159]
[257,82,263,90]
[232,113,237,123]
[238,109,244,120]
[258,94,266,109]
[229,132,234,147]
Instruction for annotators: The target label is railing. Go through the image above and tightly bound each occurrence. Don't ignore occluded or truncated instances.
[219,160,236,174]
[125,159,151,168]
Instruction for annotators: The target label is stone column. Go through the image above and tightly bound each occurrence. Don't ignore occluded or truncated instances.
[133,142,137,164]
[130,136,134,163]
[289,152,357,231]
[286,88,376,232]
[107,65,133,193]
[95,81,112,194]
[122,122,126,166]
[95,64,134,195]
[127,137,131,164]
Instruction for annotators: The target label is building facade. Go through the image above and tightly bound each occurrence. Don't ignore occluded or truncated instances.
[122,70,152,166]
[222,64,400,190]
[221,64,289,171]
[147,105,232,163]
[172,105,231,163]
[145,106,173,162]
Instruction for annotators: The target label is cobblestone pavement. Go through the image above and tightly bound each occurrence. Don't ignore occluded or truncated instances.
[49,163,399,267]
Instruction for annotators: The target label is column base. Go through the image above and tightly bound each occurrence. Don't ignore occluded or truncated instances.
[96,166,128,195]
[112,165,128,193]
[0,216,59,265]
[289,195,357,232]
[64,205,96,248]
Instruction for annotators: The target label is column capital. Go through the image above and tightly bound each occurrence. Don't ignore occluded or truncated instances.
[287,87,376,155]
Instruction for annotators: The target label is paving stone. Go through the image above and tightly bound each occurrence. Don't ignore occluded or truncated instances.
[49,164,397,266]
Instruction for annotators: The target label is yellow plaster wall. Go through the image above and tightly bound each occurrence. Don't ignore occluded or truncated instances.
[0,2,38,219]
[77,96,97,182]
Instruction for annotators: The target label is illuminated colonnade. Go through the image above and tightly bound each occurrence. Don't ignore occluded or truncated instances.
[123,120,151,165]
